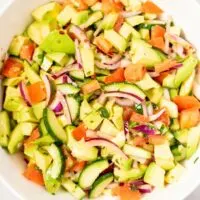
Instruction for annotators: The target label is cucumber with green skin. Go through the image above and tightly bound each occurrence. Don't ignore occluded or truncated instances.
[57,84,80,95]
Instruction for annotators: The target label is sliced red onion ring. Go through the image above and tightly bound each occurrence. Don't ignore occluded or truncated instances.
[103,54,122,65]
[41,75,51,106]
[133,125,155,135]
[86,130,98,138]
[121,11,142,18]
[163,88,170,100]
[55,74,73,84]
[130,180,145,187]
[137,184,153,194]
[19,82,32,106]
[75,39,83,68]
[52,63,80,78]
[115,97,135,107]
[69,25,89,43]
[85,138,128,159]
[148,71,160,78]
[149,108,166,122]
[147,103,153,116]
[56,91,72,124]
[195,67,200,84]
[95,60,121,70]
[142,101,148,117]
[124,121,129,135]
[49,93,63,115]
[53,103,63,115]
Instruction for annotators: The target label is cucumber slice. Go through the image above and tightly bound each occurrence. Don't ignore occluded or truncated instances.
[45,144,64,179]
[79,159,109,189]
[0,111,11,147]
[44,173,61,194]
[39,119,48,136]
[66,96,80,121]
[104,82,146,100]
[57,84,80,95]
[90,173,113,198]
[43,108,67,143]
[69,70,85,81]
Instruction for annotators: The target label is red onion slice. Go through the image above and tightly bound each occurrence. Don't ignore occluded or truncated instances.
[115,98,135,107]
[142,101,148,117]
[147,103,153,116]
[56,91,72,124]
[133,125,155,135]
[148,71,160,78]
[95,60,121,70]
[19,82,32,106]
[41,75,52,106]
[121,11,142,18]
[149,108,166,122]
[52,63,80,78]
[103,54,122,65]
[85,138,128,159]
[54,74,72,84]
[124,121,129,135]
[137,184,153,194]
[75,39,83,68]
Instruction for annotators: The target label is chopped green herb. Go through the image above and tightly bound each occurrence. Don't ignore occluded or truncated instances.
[99,107,109,118]
[194,157,199,164]
[134,104,143,114]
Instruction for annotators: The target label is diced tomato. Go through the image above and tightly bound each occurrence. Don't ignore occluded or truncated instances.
[180,108,200,129]
[151,25,166,39]
[124,64,146,83]
[149,37,165,51]
[173,96,200,111]
[20,43,35,61]
[123,107,133,121]
[105,68,125,84]
[24,164,44,186]
[93,35,113,54]
[2,58,23,78]
[156,110,170,126]
[83,0,97,6]
[133,136,147,147]
[81,80,101,95]
[114,15,125,32]
[148,135,167,145]
[102,0,124,14]
[155,59,178,73]
[130,111,149,123]
[72,123,87,141]
[112,185,141,200]
[71,161,86,173]
[74,0,88,10]
[154,72,169,84]
[65,155,76,171]
[27,81,46,104]
[24,128,40,147]
[142,1,163,15]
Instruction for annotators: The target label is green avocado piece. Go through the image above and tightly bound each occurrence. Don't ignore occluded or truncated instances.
[3,87,26,112]
[47,52,69,66]
[174,55,198,88]
[131,38,151,53]
[80,99,92,120]
[104,29,127,53]
[40,30,75,54]
[44,173,61,194]
[41,56,53,71]
[171,145,186,162]
[3,77,23,86]
[8,35,29,56]
[174,129,188,145]
[71,10,89,25]
[100,12,119,30]
[100,119,119,137]
[145,87,163,104]
[186,124,200,159]
[126,15,144,27]
[144,162,165,188]
[163,74,176,88]
[32,101,46,120]
[112,105,124,131]
[32,47,44,65]
[139,28,150,40]
[32,2,61,21]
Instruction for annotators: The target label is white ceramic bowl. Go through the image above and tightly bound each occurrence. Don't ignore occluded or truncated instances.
[1,0,200,199]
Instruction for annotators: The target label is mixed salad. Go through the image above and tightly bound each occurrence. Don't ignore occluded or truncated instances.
[0,0,200,199]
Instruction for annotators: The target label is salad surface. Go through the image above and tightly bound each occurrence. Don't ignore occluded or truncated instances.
[0,0,200,199]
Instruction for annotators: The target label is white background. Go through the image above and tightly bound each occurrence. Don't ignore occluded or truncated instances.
[0,0,199,199]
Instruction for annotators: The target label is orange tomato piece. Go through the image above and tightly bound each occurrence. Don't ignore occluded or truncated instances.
[71,161,86,173]
[124,63,146,83]
[154,71,169,84]
[180,108,200,129]
[133,136,147,147]
[72,123,87,141]
[112,185,141,200]
[130,111,149,123]
[24,128,40,147]
[114,15,125,32]
[142,1,163,14]
[27,81,46,104]
[149,37,165,51]
[81,80,101,95]
[74,0,88,10]
[173,96,200,111]
[2,58,23,78]
[105,68,125,84]
[155,59,178,73]
[24,164,44,186]
[83,0,97,6]
[65,155,76,171]
[148,135,167,145]
[123,107,133,121]
[156,110,170,126]
[151,25,166,39]
[102,0,124,14]
[93,35,113,54]
[20,43,35,61]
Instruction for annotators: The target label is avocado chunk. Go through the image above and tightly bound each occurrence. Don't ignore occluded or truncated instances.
[47,52,69,66]
[163,74,176,88]
[100,12,119,30]
[40,30,75,54]
[126,15,145,27]
[3,77,23,86]
[32,2,61,21]
[187,124,200,159]
[100,119,119,137]
[174,55,198,88]
[32,47,44,65]
[112,105,124,131]
[145,87,163,104]
[80,99,93,120]
[165,164,185,184]
[3,87,26,112]
[8,35,29,56]
[27,21,55,45]
[171,145,186,162]
[24,61,41,84]
[80,46,95,77]
[174,129,188,145]
[57,5,77,27]
[136,73,160,91]
[83,111,103,130]
[144,162,165,188]
[32,101,46,120]
[71,10,89,25]
[104,29,127,53]
[41,55,53,71]
[154,142,175,170]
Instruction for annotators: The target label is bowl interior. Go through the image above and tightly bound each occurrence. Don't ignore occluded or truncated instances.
[0,0,200,200]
